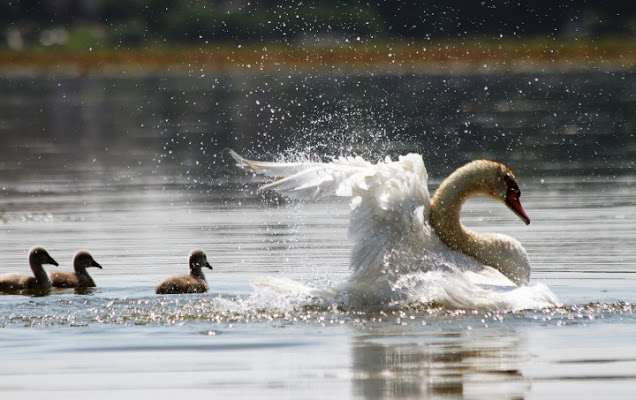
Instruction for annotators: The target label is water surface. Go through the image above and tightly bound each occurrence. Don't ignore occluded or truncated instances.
[0,72,635,399]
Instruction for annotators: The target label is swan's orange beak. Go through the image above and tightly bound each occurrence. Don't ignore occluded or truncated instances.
[506,190,530,225]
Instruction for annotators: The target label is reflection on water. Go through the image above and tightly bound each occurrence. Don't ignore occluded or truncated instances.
[0,72,635,398]
[352,328,527,399]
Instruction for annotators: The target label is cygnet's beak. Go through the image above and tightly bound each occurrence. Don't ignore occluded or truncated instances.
[91,259,103,269]
[49,256,59,267]
[205,262,213,270]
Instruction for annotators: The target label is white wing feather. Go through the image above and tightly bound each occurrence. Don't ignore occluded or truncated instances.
[231,150,432,277]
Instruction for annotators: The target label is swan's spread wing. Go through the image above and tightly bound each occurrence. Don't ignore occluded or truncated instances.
[231,150,375,200]
[231,151,432,275]
[230,150,328,180]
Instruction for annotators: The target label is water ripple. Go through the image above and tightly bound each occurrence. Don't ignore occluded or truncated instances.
[0,293,634,329]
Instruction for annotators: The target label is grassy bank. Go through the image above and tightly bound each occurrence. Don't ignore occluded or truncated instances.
[0,38,634,76]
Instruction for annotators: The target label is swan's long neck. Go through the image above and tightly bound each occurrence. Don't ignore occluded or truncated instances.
[430,165,486,255]
[429,161,530,285]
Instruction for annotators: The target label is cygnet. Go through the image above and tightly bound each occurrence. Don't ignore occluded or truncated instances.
[50,250,102,288]
[156,249,213,294]
[0,246,59,292]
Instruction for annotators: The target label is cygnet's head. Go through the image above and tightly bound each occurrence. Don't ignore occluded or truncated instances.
[29,246,59,267]
[478,160,530,225]
[73,250,103,270]
[189,249,213,271]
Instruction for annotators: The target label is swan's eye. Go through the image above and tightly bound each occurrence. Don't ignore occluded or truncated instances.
[507,187,520,203]
[503,172,520,196]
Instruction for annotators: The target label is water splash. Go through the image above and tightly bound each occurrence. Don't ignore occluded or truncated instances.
[249,267,560,312]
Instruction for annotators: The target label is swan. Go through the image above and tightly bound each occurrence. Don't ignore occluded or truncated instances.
[0,246,59,292]
[155,249,213,294]
[230,151,532,287]
[50,250,102,288]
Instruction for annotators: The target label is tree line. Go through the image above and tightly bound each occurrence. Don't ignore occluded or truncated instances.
[2,0,634,48]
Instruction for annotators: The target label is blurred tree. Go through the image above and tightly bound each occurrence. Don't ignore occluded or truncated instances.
[0,0,634,47]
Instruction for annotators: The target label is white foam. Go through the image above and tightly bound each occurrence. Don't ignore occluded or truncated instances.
[247,266,560,312]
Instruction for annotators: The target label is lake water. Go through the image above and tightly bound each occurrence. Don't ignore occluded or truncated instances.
[0,71,635,399]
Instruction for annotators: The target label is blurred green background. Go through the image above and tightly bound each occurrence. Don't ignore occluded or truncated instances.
[2,1,635,50]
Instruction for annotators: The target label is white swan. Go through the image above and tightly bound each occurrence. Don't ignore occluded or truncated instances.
[50,250,103,288]
[0,246,59,292]
[231,151,532,287]
[156,249,213,294]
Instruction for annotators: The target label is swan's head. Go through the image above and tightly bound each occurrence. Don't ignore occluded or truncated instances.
[29,246,59,267]
[487,162,531,225]
[73,250,102,270]
[189,249,213,271]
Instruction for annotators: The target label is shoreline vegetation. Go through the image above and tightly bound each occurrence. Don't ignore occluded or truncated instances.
[0,38,634,76]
